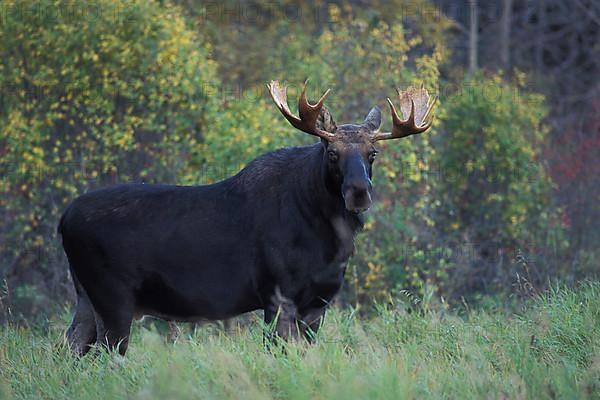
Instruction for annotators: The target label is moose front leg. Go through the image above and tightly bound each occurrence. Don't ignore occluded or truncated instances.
[298,306,327,343]
[264,286,300,342]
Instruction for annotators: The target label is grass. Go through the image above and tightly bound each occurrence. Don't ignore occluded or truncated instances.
[1,283,599,399]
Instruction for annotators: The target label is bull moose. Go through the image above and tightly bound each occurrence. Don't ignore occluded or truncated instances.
[59,80,436,356]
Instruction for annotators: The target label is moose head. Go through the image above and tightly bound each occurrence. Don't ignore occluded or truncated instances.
[268,80,437,213]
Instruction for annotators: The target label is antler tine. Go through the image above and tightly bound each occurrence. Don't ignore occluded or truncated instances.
[299,80,331,112]
[372,85,437,142]
[268,80,335,141]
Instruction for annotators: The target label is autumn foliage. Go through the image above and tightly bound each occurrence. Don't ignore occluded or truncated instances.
[0,0,594,319]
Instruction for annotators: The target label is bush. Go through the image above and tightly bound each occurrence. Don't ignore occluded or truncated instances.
[430,73,567,300]
[0,0,219,318]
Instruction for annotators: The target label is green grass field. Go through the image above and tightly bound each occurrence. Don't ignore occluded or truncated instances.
[1,284,599,399]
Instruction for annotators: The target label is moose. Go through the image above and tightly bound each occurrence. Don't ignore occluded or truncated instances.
[59,80,436,356]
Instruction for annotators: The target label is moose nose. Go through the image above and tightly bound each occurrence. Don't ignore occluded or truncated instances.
[345,178,371,196]
[343,178,373,213]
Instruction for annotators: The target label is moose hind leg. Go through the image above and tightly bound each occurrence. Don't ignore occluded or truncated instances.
[66,293,97,357]
[90,284,135,356]
[94,308,134,356]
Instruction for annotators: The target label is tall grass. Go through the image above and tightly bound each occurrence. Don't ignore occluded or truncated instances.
[1,283,599,399]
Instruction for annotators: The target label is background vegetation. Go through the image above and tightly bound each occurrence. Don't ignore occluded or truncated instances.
[0,0,598,320]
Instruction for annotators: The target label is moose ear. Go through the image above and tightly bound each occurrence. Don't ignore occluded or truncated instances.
[316,106,337,133]
[362,106,382,132]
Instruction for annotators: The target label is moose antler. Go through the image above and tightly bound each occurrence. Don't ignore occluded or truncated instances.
[371,85,437,142]
[268,80,336,141]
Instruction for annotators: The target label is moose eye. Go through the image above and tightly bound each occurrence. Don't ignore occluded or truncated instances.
[328,151,339,163]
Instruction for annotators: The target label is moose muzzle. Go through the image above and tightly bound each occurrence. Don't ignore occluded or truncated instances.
[342,154,373,213]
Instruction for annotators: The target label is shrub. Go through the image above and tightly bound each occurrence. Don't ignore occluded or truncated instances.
[430,73,567,300]
[0,0,219,318]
